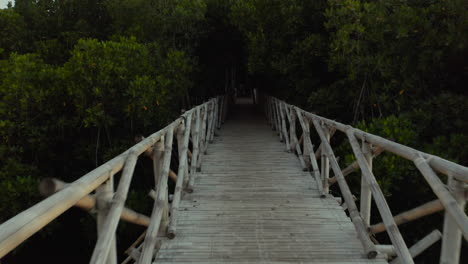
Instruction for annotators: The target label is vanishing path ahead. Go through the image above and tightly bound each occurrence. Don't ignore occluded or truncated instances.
[155,99,387,263]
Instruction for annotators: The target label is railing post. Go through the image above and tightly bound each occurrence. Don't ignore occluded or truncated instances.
[151,138,168,235]
[90,152,139,264]
[283,106,307,170]
[300,115,312,169]
[205,101,214,145]
[274,99,283,140]
[270,97,276,130]
[278,102,291,150]
[208,99,216,142]
[360,142,373,226]
[168,113,193,238]
[321,123,330,193]
[440,176,466,264]
[190,107,201,182]
[311,118,377,258]
[96,173,117,264]
[200,103,208,155]
[181,115,193,190]
[137,129,174,264]
[295,109,325,196]
[288,106,296,153]
[347,130,413,263]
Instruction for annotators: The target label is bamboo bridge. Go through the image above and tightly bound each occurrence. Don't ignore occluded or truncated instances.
[0,95,466,264]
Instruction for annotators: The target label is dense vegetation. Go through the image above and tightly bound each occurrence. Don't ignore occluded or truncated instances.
[0,0,466,263]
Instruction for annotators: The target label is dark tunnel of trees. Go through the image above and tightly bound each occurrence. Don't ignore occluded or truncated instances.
[0,0,466,263]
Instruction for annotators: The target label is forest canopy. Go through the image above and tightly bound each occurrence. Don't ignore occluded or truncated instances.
[0,0,466,263]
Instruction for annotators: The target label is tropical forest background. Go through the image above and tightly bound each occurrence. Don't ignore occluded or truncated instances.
[0,0,466,263]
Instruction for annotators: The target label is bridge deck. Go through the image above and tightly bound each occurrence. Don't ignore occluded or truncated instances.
[154,100,387,263]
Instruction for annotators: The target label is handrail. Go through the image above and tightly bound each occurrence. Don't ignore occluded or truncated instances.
[261,94,467,264]
[0,95,228,263]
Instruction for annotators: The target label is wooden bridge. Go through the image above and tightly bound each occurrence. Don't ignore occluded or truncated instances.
[0,95,466,264]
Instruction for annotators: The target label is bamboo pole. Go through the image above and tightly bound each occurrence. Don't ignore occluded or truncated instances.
[189,108,201,189]
[274,99,283,140]
[208,100,216,142]
[286,105,296,152]
[124,230,146,255]
[206,102,215,144]
[168,112,193,238]
[376,245,397,257]
[284,106,307,170]
[199,103,208,158]
[321,124,331,193]
[266,97,273,127]
[135,136,178,183]
[328,146,385,186]
[269,98,276,130]
[311,118,377,259]
[314,127,336,160]
[96,174,117,264]
[0,124,171,258]
[272,98,279,133]
[270,98,276,130]
[0,99,212,258]
[346,129,413,263]
[295,108,325,196]
[39,178,150,227]
[137,128,174,264]
[440,176,466,264]
[407,230,442,259]
[278,102,291,150]
[297,109,468,183]
[90,152,139,264]
[391,230,442,264]
[153,137,169,236]
[370,199,444,234]
[413,157,468,240]
[360,142,373,226]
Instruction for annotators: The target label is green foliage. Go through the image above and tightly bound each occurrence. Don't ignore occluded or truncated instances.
[64,38,155,128]
[230,0,331,104]
[0,2,202,261]
[347,116,418,195]
[324,0,468,120]
[0,174,39,223]
[0,9,28,59]
[106,0,207,50]
[0,53,64,165]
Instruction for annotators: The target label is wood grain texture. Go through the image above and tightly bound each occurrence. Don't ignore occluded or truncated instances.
[153,99,387,264]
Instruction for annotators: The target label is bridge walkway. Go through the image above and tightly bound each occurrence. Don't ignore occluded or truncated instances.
[154,99,387,263]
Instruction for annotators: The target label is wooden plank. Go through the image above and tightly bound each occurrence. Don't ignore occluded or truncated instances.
[154,100,386,264]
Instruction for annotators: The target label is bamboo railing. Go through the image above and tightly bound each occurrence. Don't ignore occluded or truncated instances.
[262,94,467,264]
[0,96,228,264]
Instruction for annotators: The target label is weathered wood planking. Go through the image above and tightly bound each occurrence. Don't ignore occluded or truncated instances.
[154,100,387,264]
